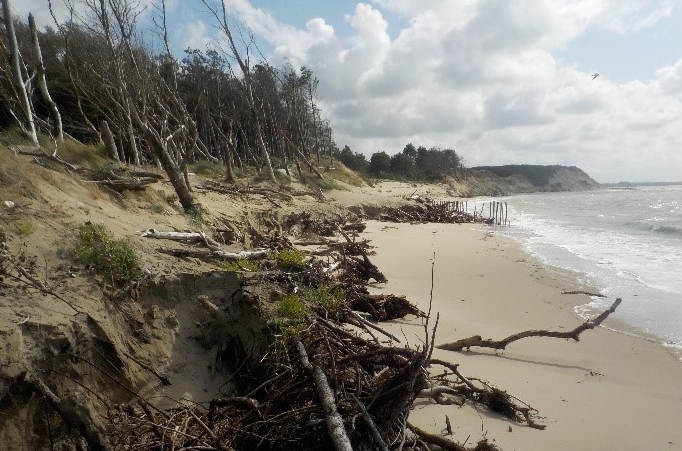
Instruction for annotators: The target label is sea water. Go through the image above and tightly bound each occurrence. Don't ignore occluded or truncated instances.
[482,185,682,357]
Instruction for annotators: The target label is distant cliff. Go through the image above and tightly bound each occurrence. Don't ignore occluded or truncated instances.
[449,165,601,196]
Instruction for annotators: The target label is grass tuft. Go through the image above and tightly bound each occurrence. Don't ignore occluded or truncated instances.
[13,219,36,236]
[302,283,346,317]
[275,248,307,271]
[72,222,141,284]
[190,160,225,178]
[277,292,307,319]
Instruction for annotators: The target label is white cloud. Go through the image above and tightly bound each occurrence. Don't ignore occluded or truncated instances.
[13,0,163,30]
[181,19,212,51]
[241,0,681,182]
[12,0,682,182]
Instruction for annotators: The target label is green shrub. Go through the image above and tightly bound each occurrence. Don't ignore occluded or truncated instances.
[275,248,307,271]
[73,222,141,284]
[277,293,307,319]
[302,283,345,317]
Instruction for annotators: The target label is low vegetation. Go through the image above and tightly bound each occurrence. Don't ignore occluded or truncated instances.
[274,248,307,271]
[12,219,36,236]
[72,222,141,284]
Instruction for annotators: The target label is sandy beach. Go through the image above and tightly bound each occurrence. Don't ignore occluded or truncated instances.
[3,145,680,451]
[363,220,682,451]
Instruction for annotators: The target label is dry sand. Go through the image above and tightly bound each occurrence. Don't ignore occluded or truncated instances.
[363,220,682,451]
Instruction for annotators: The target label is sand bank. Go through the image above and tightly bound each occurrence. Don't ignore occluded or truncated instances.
[363,220,682,451]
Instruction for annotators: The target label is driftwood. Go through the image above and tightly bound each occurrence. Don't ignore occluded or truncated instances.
[379,202,481,224]
[90,178,158,190]
[293,336,353,451]
[156,247,268,261]
[348,291,424,321]
[139,229,221,249]
[562,290,606,298]
[428,358,546,430]
[438,298,622,351]
[407,422,471,451]
[197,180,294,203]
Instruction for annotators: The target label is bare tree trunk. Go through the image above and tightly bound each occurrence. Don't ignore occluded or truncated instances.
[247,81,276,181]
[204,0,276,182]
[100,120,119,161]
[125,112,140,165]
[143,128,196,212]
[28,13,63,141]
[293,337,353,451]
[308,78,320,163]
[2,0,39,145]
[224,146,235,182]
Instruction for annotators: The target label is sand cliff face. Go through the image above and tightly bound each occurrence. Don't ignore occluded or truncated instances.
[448,165,600,197]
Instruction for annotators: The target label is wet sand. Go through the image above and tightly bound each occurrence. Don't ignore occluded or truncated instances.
[364,220,682,451]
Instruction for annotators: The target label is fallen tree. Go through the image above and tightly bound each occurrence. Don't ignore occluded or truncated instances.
[438,298,622,352]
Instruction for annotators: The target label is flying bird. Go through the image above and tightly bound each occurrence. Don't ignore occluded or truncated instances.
[591,73,600,79]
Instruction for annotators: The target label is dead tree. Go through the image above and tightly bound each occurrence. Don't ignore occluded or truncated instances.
[1,0,39,145]
[203,0,276,182]
[28,13,63,141]
[79,0,198,211]
[100,120,119,161]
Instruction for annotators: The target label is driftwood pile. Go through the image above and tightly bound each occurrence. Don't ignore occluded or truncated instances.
[110,318,434,450]
[379,203,481,224]
[116,213,624,450]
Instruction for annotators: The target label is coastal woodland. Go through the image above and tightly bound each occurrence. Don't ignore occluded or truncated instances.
[0,1,609,450]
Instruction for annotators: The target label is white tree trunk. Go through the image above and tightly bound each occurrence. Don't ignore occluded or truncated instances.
[293,337,353,451]
[100,120,119,161]
[28,13,63,141]
[2,0,39,145]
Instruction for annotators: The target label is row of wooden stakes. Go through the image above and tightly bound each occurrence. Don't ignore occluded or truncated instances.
[431,200,510,226]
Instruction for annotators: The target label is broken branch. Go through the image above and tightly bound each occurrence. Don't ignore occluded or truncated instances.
[438,298,622,351]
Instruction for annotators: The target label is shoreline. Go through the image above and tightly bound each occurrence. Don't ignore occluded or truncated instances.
[363,220,682,451]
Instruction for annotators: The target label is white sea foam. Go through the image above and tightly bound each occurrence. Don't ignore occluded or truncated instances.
[479,186,682,355]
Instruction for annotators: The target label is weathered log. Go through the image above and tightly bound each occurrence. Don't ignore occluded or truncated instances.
[562,290,606,298]
[139,229,221,249]
[196,180,294,202]
[156,247,268,261]
[292,337,353,451]
[438,298,622,351]
[416,385,463,400]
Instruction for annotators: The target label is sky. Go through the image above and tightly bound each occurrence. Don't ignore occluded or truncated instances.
[14,0,682,182]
